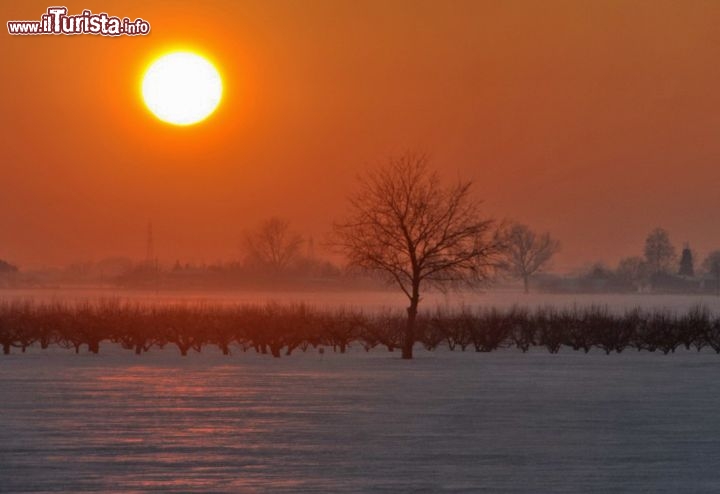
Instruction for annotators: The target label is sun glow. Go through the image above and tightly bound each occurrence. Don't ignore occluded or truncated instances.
[141,51,223,126]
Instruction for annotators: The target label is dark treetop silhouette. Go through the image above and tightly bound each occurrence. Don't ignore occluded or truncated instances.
[644,227,676,275]
[332,153,505,359]
[244,217,304,275]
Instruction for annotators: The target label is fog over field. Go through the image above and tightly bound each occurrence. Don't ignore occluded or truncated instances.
[2,287,720,314]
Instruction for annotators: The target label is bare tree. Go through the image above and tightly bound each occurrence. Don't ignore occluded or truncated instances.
[616,256,650,292]
[644,227,676,275]
[244,217,304,274]
[504,223,560,293]
[702,250,720,296]
[332,153,505,359]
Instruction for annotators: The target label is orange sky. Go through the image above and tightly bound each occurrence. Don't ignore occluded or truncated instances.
[2,0,720,271]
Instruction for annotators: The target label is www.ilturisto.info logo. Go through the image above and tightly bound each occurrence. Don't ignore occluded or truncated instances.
[7,6,151,36]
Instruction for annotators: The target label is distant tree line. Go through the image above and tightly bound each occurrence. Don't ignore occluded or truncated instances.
[538,228,720,294]
[2,301,720,357]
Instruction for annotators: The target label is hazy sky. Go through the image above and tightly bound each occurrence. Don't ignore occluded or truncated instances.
[2,1,720,270]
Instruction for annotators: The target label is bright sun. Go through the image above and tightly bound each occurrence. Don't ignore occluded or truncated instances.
[142,51,223,126]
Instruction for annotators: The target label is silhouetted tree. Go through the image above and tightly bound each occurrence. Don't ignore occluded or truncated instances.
[504,223,560,293]
[616,256,650,291]
[0,260,18,274]
[244,217,304,274]
[703,251,720,296]
[644,228,676,275]
[332,152,504,359]
[678,243,694,277]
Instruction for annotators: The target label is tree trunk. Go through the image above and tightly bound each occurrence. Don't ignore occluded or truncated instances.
[523,275,529,294]
[402,306,416,359]
[402,285,420,359]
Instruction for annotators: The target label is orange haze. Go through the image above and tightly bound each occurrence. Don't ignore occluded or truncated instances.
[2,0,720,271]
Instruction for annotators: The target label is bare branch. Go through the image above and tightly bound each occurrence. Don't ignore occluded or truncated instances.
[243,217,304,274]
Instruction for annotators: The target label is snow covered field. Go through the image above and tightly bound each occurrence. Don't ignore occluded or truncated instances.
[3,345,720,492]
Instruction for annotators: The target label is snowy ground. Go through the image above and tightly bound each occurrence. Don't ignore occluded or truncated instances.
[2,344,720,493]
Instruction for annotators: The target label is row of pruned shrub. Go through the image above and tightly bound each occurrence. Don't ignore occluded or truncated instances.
[1,300,719,357]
